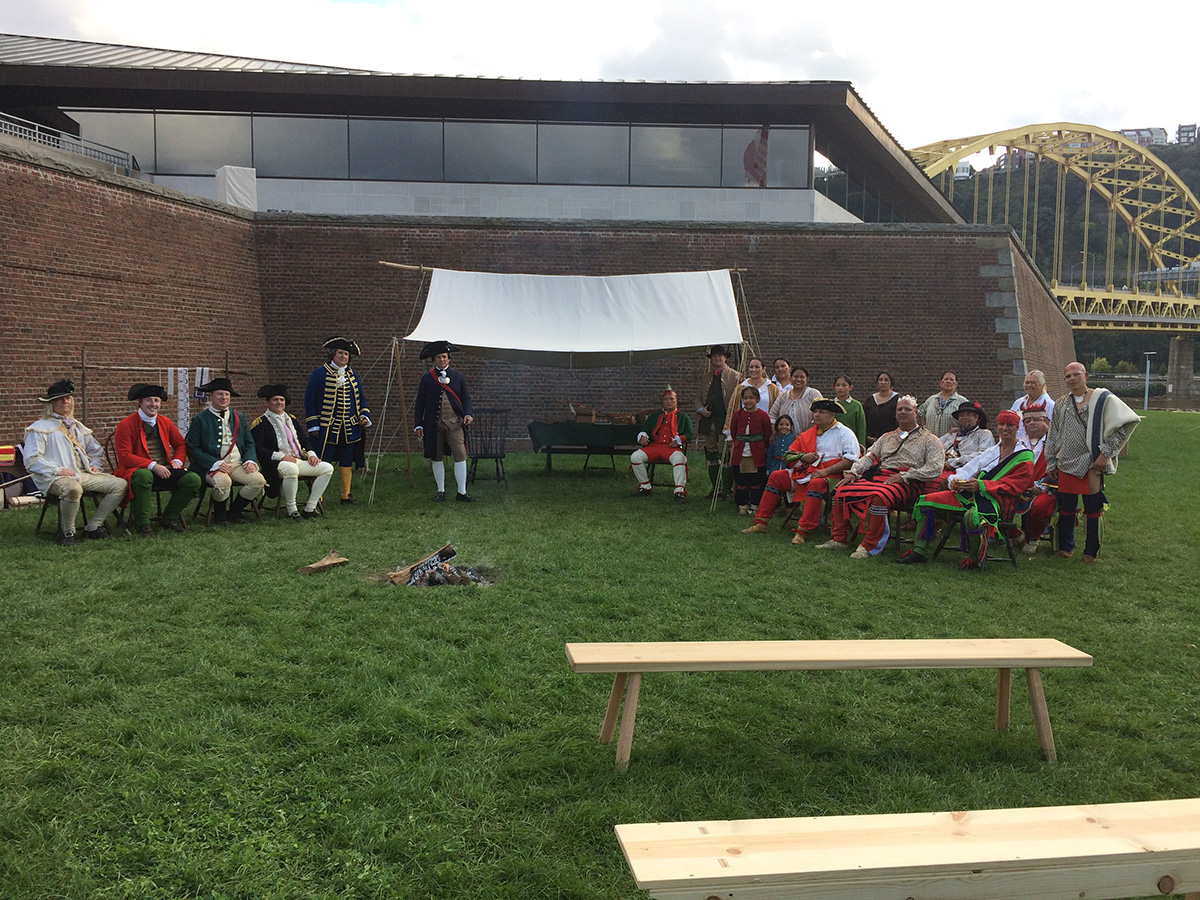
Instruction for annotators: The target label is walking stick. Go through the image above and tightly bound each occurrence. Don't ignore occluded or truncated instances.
[708,436,733,514]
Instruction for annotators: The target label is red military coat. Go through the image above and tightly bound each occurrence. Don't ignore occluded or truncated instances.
[113,411,189,498]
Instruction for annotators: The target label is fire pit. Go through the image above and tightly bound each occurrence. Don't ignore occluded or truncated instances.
[387,544,495,586]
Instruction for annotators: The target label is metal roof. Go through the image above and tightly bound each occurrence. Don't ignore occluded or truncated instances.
[0,32,383,75]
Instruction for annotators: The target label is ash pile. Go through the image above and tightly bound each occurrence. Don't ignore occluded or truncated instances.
[388,544,494,587]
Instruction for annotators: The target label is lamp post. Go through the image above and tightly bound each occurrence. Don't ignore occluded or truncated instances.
[1144,351,1157,410]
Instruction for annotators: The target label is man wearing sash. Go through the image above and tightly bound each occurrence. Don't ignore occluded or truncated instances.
[23,379,126,545]
[414,340,476,503]
[113,383,201,537]
[187,377,266,525]
[251,384,334,521]
[1043,361,1139,563]
[305,337,371,504]
[817,395,945,559]
[740,399,858,540]
[897,409,1035,568]
[630,389,693,502]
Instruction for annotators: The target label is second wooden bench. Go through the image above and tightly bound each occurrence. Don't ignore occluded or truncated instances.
[564,638,1092,770]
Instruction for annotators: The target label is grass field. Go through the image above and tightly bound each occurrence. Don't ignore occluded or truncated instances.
[2,409,1198,899]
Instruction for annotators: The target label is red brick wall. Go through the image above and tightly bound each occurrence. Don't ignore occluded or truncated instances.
[256,220,1075,448]
[2,146,1075,455]
[1,152,267,446]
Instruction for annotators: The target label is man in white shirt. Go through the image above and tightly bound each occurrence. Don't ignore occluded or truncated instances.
[1010,370,1055,440]
[740,399,859,541]
[22,379,126,545]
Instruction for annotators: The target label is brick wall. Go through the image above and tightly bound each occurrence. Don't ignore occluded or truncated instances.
[1,150,267,446]
[2,144,1075,456]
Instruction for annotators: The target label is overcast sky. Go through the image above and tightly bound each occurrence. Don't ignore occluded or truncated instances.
[4,0,1198,150]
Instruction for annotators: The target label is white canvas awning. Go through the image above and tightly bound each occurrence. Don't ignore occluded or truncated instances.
[404,268,743,367]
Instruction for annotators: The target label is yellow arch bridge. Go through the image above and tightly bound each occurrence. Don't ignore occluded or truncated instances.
[912,124,1200,331]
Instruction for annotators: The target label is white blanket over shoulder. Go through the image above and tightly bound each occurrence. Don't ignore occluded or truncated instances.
[405,268,743,368]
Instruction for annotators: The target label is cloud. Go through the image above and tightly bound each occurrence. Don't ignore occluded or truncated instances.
[3,0,1198,148]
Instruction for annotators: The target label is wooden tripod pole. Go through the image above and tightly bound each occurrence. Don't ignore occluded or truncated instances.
[393,336,415,487]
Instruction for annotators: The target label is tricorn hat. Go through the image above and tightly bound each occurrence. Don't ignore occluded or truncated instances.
[127,383,167,402]
[197,377,240,397]
[257,384,289,400]
[420,340,460,360]
[811,398,843,415]
[38,379,75,402]
[707,344,730,358]
[323,336,361,356]
[952,400,987,428]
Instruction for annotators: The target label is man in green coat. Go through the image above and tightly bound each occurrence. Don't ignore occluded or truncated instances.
[187,377,266,525]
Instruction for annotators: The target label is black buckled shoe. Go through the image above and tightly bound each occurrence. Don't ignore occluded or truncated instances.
[455,493,477,503]
[433,492,446,502]
[138,524,158,538]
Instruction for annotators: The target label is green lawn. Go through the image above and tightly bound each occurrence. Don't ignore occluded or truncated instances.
[2,410,1198,899]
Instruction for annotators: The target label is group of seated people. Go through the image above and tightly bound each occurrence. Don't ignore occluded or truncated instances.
[21,337,372,544]
[637,348,1140,567]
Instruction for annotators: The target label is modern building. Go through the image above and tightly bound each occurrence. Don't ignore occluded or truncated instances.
[0,32,958,226]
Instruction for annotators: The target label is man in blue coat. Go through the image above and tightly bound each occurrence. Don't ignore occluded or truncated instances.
[305,336,371,504]
[413,340,476,502]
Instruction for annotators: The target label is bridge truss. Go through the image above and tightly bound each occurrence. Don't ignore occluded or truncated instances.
[911,124,1200,329]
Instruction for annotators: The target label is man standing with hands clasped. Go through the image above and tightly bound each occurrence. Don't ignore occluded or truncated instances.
[1043,361,1139,563]
[414,340,476,503]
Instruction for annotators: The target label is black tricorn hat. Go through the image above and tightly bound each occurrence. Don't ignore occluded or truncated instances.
[197,377,240,397]
[38,379,75,402]
[707,344,730,357]
[257,384,289,400]
[811,398,843,415]
[127,383,168,402]
[323,336,362,356]
[420,340,460,360]
[952,400,987,428]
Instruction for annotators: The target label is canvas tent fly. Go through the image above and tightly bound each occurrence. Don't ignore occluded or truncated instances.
[404,268,744,367]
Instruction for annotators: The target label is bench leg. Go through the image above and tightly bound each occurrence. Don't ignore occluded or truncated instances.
[614,673,642,773]
[600,673,627,745]
[1026,667,1057,762]
[995,667,1011,731]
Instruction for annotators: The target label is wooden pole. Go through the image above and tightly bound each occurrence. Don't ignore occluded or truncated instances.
[378,261,424,271]
[80,347,87,423]
[393,336,415,487]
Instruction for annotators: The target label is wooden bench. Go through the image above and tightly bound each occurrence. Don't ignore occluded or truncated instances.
[564,639,1092,771]
[616,798,1200,900]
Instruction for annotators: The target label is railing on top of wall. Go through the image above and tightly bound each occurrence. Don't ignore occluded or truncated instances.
[0,112,136,171]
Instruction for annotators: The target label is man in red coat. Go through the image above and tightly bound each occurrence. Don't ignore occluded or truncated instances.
[113,383,201,537]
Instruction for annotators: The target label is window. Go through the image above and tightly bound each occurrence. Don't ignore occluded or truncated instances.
[156,113,251,175]
[630,126,721,187]
[349,118,443,181]
[537,123,629,185]
[69,111,156,172]
[253,116,348,178]
[445,121,536,183]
